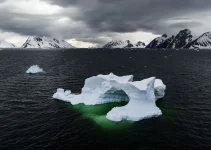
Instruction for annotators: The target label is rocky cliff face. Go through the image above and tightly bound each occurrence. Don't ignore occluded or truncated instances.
[167,29,193,48]
[135,41,146,48]
[146,34,168,48]
[156,36,175,48]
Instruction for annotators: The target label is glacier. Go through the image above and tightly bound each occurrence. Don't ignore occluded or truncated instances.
[53,73,166,122]
[26,65,44,74]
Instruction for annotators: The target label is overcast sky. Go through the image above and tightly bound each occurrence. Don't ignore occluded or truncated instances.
[0,0,211,47]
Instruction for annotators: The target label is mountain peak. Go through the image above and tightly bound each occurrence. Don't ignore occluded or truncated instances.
[102,40,145,48]
[201,32,211,37]
[146,34,168,48]
[181,28,191,33]
[102,40,126,48]
[185,31,211,49]
[156,35,175,48]
[167,29,192,48]
[22,36,74,49]
[162,34,168,38]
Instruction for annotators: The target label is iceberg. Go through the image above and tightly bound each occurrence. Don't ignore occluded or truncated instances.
[26,65,44,74]
[53,73,166,122]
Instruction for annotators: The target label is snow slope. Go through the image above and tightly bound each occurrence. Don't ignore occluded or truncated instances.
[156,36,175,48]
[53,73,166,122]
[0,40,16,48]
[146,34,168,48]
[22,36,74,49]
[185,32,211,49]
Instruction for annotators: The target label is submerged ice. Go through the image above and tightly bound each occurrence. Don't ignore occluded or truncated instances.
[26,65,44,74]
[53,73,166,122]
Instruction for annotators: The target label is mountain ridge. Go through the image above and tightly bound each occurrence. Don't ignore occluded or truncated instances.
[22,36,74,49]
[102,40,145,48]
[1,29,211,49]
[0,40,16,48]
[184,32,211,49]
[167,29,193,49]
[146,34,168,48]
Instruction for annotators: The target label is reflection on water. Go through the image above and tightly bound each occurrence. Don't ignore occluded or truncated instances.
[1,49,211,149]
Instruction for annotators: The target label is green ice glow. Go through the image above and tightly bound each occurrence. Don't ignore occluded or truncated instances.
[65,99,175,130]
[73,102,133,130]
[156,99,177,116]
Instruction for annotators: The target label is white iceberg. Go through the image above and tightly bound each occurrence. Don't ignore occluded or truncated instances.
[53,73,166,122]
[26,65,44,74]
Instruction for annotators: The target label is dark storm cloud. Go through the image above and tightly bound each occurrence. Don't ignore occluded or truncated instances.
[0,0,211,46]
[0,11,98,46]
[169,22,203,29]
[46,0,211,35]
[0,13,60,36]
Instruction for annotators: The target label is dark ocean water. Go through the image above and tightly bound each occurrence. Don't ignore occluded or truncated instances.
[0,49,211,149]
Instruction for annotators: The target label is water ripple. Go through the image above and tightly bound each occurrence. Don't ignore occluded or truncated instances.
[0,50,211,149]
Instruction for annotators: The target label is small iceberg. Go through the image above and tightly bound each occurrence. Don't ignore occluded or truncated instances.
[26,65,44,74]
[53,73,166,122]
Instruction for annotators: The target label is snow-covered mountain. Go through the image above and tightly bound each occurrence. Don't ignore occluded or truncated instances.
[167,29,193,48]
[156,36,175,48]
[103,40,132,48]
[184,32,211,49]
[135,41,146,48]
[146,34,168,48]
[102,40,145,48]
[22,36,74,49]
[0,40,16,48]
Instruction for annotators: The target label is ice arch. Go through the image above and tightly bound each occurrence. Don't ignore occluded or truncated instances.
[53,73,166,122]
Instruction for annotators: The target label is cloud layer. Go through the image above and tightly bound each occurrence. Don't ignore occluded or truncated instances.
[0,0,211,47]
